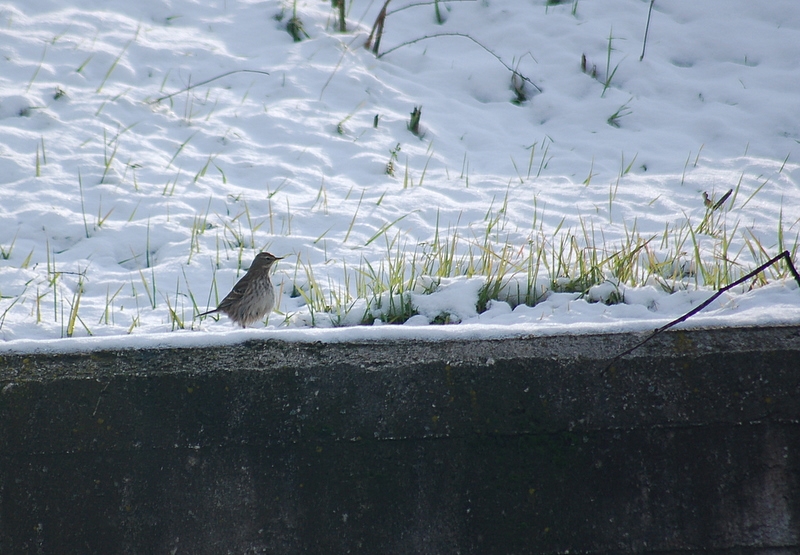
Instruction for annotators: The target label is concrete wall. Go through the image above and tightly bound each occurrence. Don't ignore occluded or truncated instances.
[1,326,799,554]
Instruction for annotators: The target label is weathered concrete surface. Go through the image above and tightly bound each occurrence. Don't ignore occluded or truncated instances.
[1,325,799,554]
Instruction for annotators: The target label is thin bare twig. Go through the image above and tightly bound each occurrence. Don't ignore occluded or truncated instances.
[150,69,270,104]
[604,250,800,371]
[378,32,542,93]
[320,35,364,100]
[92,381,112,417]
[365,0,392,54]
[386,0,477,17]
[639,0,655,61]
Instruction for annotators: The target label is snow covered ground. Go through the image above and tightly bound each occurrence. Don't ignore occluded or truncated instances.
[1,0,799,353]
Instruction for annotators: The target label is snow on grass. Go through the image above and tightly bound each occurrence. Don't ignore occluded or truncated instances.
[0,0,799,352]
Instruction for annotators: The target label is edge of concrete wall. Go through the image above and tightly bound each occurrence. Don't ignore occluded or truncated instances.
[2,325,799,554]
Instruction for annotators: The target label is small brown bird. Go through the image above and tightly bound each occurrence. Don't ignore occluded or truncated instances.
[198,252,284,328]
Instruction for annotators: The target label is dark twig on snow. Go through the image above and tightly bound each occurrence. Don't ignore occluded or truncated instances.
[386,0,477,17]
[604,250,800,372]
[378,32,542,93]
[365,0,392,55]
[150,70,271,104]
[639,0,656,61]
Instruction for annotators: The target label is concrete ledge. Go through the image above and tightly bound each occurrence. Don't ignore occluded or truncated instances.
[2,326,799,554]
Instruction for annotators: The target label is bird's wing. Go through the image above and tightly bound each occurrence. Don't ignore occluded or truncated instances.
[217,273,252,310]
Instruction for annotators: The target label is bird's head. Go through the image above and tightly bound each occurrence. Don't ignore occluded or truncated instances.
[251,252,284,270]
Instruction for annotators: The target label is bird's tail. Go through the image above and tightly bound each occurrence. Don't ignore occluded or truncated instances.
[196,309,219,318]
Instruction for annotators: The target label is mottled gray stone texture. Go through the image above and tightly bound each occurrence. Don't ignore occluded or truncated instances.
[2,326,799,554]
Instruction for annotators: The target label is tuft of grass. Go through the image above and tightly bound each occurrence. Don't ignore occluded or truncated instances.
[343,190,365,244]
[365,213,412,247]
[359,238,419,325]
[19,248,34,269]
[476,242,515,313]
[619,151,638,178]
[76,53,94,74]
[607,98,633,128]
[101,129,119,183]
[166,131,199,169]
[132,236,157,310]
[78,171,90,238]
[65,271,91,338]
[693,143,705,167]
[535,136,553,177]
[99,284,124,325]
[164,276,187,331]
[582,156,596,185]
[26,45,47,92]
[97,31,138,93]
[0,288,27,331]
[601,27,623,97]
[581,28,623,96]
[778,152,790,174]
[188,199,212,264]
[417,143,435,187]
[0,232,18,260]
[163,169,182,196]
[193,154,217,183]
[292,255,330,327]
[96,197,114,228]
[680,150,692,186]
[286,0,310,41]
[740,176,769,210]
[312,178,329,214]
[385,143,401,176]
[46,239,60,322]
